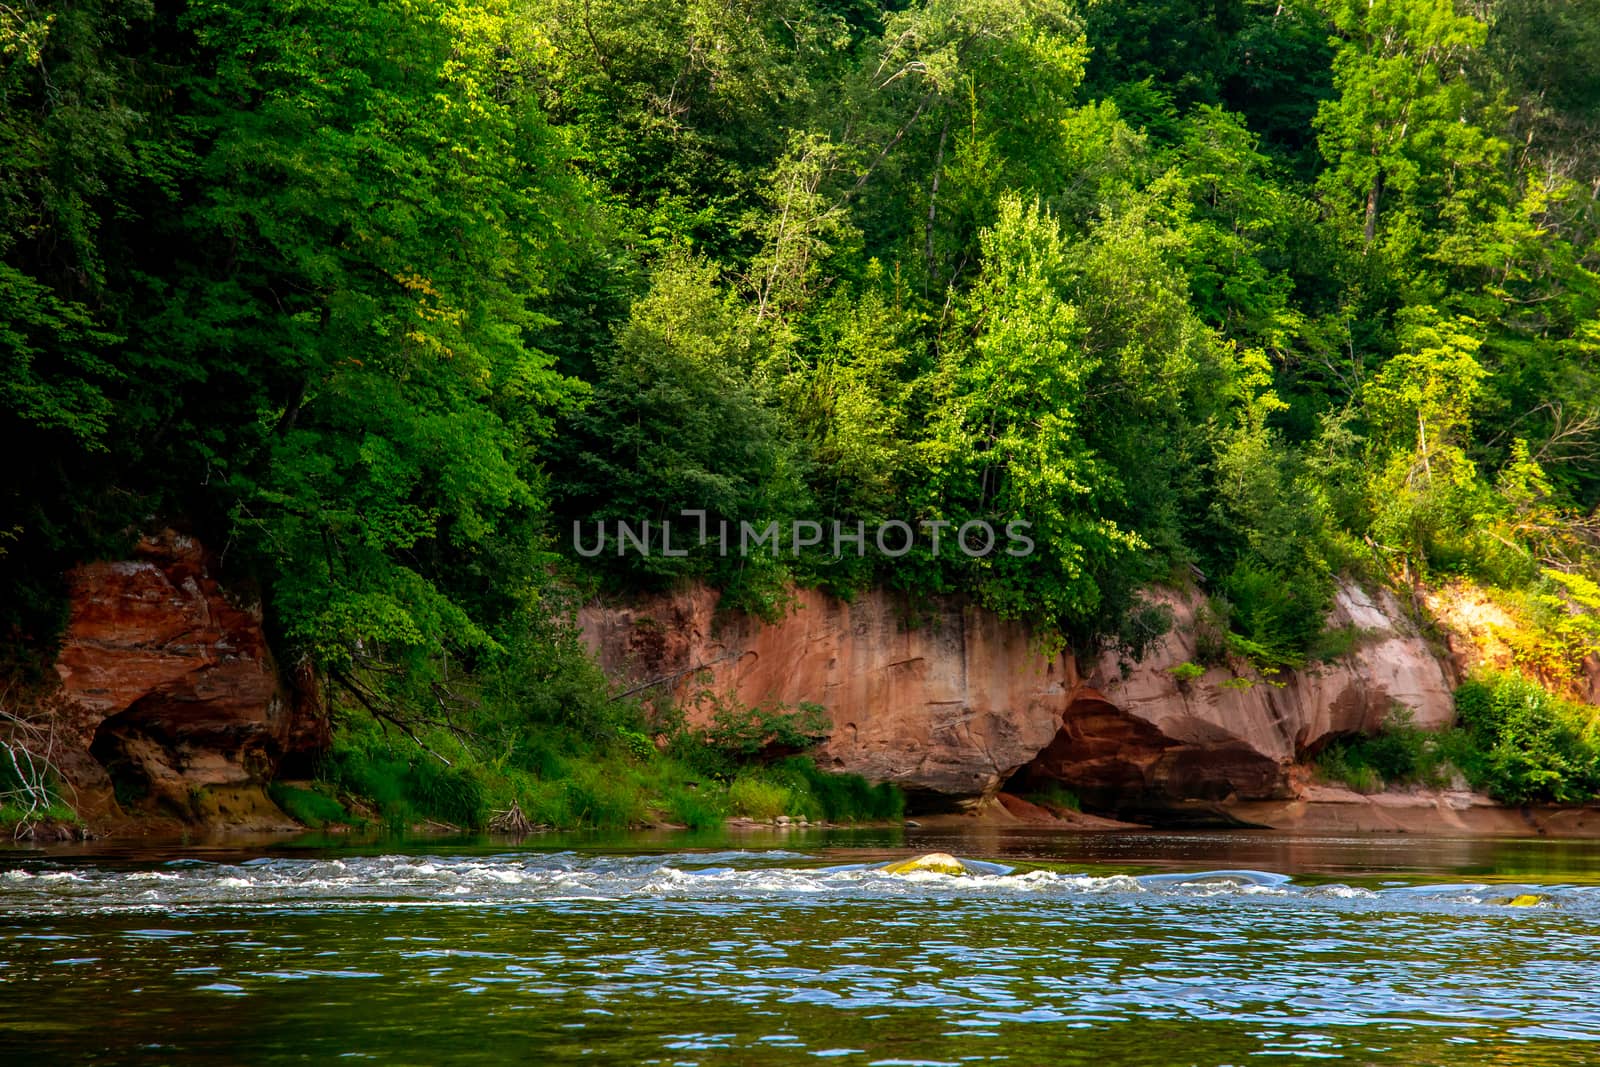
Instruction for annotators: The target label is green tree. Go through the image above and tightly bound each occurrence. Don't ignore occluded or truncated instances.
[0,1,169,655]
[1363,307,1491,573]
[555,254,807,614]
[1315,0,1506,264]
[160,0,589,697]
[915,195,1142,629]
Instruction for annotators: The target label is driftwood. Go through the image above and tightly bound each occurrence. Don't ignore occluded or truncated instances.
[487,799,538,835]
[0,689,73,839]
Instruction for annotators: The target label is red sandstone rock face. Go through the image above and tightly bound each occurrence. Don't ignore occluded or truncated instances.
[50,530,324,827]
[582,586,1073,803]
[579,580,1458,812]
[1044,583,1458,812]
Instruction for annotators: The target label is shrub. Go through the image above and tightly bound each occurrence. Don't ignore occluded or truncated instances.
[522,778,575,828]
[727,775,793,820]
[267,783,350,828]
[561,764,650,827]
[480,622,645,743]
[1316,749,1383,794]
[1452,673,1600,805]
[1321,674,1600,806]
[1308,624,1363,663]
[1024,781,1081,811]
[1357,709,1430,782]
[316,686,898,832]
[1314,708,1451,792]
[665,696,834,780]
[618,728,656,762]
[406,759,489,829]
[1168,661,1205,684]
[1218,559,1331,671]
[663,785,725,830]
[766,757,903,822]
[324,734,488,829]
[701,697,832,760]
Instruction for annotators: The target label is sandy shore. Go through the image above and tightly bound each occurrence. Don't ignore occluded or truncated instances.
[1224,784,1600,836]
[911,788,1600,837]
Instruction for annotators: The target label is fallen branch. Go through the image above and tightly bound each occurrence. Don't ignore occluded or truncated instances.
[330,669,455,766]
[613,651,743,700]
[488,800,537,835]
[0,692,69,839]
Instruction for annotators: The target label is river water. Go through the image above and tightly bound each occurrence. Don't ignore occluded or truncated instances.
[3,826,1599,1064]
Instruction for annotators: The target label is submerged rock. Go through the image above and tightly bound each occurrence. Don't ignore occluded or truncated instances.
[880,853,968,876]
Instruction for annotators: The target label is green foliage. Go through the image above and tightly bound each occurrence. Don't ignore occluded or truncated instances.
[548,763,652,828]
[1308,624,1364,663]
[917,195,1143,629]
[267,784,351,829]
[1317,755,1383,795]
[761,757,904,823]
[314,704,899,830]
[697,698,833,764]
[1216,559,1330,671]
[727,775,794,821]
[325,732,489,830]
[1315,0,1505,263]
[663,786,726,831]
[1452,673,1600,805]
[10,0,1600,820]
[0,801,81,837]
[618,729,656,762]
[1023,781,1082,812]
[479,616,644,745]
[1322,674,1600,807]
[1315,708,1453,792]
[1168,661,1206,684]
[553,254,808,616]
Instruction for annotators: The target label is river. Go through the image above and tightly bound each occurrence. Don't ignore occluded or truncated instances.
[3,826,1599,1064]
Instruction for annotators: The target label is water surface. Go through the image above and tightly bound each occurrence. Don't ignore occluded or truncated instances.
[3,828,1598,1064]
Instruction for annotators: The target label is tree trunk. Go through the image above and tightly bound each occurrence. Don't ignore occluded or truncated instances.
[1363,169,1384,248]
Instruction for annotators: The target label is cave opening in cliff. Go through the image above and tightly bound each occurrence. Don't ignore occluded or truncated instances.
[897,788,972,817]
[992,687,1292,828]
[87,695,208,821]
[89,713,157,814]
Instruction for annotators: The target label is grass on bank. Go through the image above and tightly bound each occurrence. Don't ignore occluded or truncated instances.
[1022,781,1081,812]
[0,741,82,837]
[0,800,81,838]
[305,702,904,834]
[1316,673,1600,804]
[267,783,352,829]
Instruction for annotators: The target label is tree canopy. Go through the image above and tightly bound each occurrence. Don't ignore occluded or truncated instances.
[5,0,1600,693]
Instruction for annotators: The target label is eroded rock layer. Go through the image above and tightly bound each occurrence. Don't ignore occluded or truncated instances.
[580,580,1457,812]
[582,586,1071,804]
[50,529,323,828]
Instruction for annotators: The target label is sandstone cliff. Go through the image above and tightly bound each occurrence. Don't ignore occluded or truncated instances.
[44,529,324,831]
[27,531,1466,830]
[580,580,1457,815]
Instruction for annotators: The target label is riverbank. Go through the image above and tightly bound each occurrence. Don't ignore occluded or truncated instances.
[922,786,1600,838]
[1228,784,1600,837]
[18,784,1600,847]
[18,523,1600,844]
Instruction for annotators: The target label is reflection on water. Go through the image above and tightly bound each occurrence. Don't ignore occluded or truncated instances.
[2,830,1598,1064]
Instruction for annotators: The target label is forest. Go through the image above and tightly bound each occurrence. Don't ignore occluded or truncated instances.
[4,0,1600,826]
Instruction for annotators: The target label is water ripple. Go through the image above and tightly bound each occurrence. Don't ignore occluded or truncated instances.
[0,850,1597,1063]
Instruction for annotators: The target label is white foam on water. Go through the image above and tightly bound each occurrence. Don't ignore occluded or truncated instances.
[1,853,1594,920]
